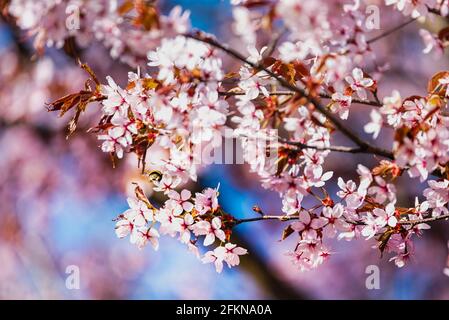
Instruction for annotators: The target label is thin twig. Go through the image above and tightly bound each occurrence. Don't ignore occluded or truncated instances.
[219,90,383,107]
[367,17,417,44]
[398,213,449,226]
[219,90,295,97]
[279,138,371,154]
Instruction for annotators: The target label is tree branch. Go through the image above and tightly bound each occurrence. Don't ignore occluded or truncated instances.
[185,32,394,160]
[278,138,376,155]
[319,92,382,107]
[398,213,449,226]
[219,90,295,97]
[234,212,449,227]
[220,90,383,107]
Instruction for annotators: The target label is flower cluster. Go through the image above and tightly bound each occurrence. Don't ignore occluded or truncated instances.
[7,0,190,66]
[375,76,449,181]
[116,184,247,273]
[280,162,434,270]
[81,35,226,180]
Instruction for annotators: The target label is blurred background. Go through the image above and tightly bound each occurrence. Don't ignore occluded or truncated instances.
[1,0,449,299]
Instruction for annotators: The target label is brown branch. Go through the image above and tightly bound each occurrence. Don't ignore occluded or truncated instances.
[220,90,383,107]
[428,7,449,22]
[235,215,299,225]
[219,90,295,97]
[398,213,449,226]
[235,212,449,227]
[367,17,417,44]
[186,32,394,160]
[279,138,375,155]
[319,93,382,107]
[222,90,449,118]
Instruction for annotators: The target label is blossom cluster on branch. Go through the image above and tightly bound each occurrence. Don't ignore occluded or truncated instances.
[4,0,449,274]
[4,0,189,66]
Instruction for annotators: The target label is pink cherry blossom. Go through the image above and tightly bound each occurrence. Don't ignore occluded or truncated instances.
[282,190,304,215]
[168,189,194,214]
[179,214,195,244]
[345,68,374,100]
[364,109,383,139]
[373,203,398,228]
[361,213,380,240]
[321,204,349,237]
[123,197,153,228]
[423,180,449,217]
[331,92,352,120]
[194,187,220,215]
[115,216,134,239]
[152,175,182,194]
[368,176,397,204]
[98,127,127,159]
[223,243,248,267]
[202,246,227,273]
[192,217,226,246]
[130,227,160,250]
[291,211,327,240]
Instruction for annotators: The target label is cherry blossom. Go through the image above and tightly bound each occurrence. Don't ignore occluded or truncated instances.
[337,177,367,210]
[232,6,257,46]
[153,175,181,194]
[287,240,331,271]
[361,213,380,240]
[423,180,449,216]
[123,197,154,227]
[115,216,134,239]
[345,68,374,100]
[168,189,194,214]
[223,243,248,267]
[98,127,128,159]
[202,247,227,273]
[368,176,397,204]
[291,211,326,240]
[385,233,415,268]
[195,187,220,215]
[420,29,445,56]
[321,204,349,237]
[303,166,333,188]
[7,1,191,66]
[179,214,195,244]
[130,227,160,250]
[238,68,270,100]
[364,110,383,139]
[282,190,304,216]
[331,93,352,120]
[374,203,398,228]
[192,217,226,246]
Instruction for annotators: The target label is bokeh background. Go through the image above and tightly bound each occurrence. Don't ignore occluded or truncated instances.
[1,0,449,299]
